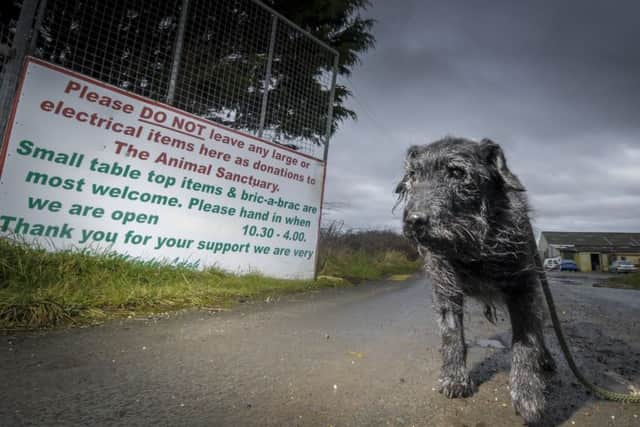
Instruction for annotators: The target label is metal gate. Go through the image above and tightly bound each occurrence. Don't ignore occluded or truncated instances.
[0,0,338,161]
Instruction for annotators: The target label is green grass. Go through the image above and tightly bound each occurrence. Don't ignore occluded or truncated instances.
[318,249,422,282]
[604,272,640,290]
[0,237,420,329]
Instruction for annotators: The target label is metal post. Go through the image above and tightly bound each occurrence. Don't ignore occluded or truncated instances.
[166,0,190,105]
[28,0,48,54]
[314,54,338,280]
[258,14,277,138]
[322,54,339,163]
[0,0,40,141]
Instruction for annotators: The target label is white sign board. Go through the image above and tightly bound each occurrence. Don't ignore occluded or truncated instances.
[0,58,326,279]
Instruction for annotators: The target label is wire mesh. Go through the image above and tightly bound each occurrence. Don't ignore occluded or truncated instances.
[173,0,273,144]
[262,9,337,156]
[34,0,181,102]
[16,0,338,160]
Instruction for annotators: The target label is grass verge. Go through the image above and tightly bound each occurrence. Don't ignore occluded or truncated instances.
[316,225,422,282]
[602,272,640,290]
[318,249,422,282]
[0,235,420,329]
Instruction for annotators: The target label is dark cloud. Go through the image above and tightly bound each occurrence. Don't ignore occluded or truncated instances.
[324,0,640,233]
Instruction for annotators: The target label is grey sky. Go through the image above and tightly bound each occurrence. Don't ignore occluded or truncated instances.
[323,0,640,234]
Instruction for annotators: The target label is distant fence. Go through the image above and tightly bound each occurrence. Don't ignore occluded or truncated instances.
[0,0,338,161]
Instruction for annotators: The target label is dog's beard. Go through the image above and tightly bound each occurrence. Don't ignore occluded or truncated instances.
[406,214,489,260]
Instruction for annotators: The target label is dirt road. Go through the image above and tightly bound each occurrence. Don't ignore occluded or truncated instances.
[2,273,639,426]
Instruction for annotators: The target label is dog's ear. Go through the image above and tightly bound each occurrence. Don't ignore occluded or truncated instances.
[396,145,420,195]
[406,145,421,159]
[479,138,525,192]
[393,174,409,213]
[395,175,408,195]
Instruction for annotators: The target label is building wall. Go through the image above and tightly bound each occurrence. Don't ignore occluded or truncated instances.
[538,234,549,258]
[576,252,592,272]
[574,252,640,271]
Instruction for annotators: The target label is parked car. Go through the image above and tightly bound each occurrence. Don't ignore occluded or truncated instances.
[543,257,561,270]
[559,259,579,272]
[609,260,638,273]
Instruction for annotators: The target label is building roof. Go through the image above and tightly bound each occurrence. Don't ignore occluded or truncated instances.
[541,231,640,253]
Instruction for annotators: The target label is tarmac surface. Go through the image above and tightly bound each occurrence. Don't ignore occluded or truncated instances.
[1,271,639,426]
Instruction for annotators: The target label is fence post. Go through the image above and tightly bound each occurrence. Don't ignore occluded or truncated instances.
[28,0,48,54]
[0,0,40,141]
[314,54,339,280]
[322,54,339,163]
[166,0,190,105]
[258,14,278,138]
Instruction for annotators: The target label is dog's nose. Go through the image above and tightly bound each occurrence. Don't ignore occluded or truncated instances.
[406,212,429,228]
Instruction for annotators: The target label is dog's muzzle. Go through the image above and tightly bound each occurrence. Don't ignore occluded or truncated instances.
[403,211,429,239]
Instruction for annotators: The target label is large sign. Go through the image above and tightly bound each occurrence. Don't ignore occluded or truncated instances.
[0,58,325,279]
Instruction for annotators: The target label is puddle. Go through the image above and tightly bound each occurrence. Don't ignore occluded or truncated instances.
[473,339,506,349]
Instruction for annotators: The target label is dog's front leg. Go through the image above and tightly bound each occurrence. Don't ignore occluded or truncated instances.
[432,284,474,398]
[507,290,547,425]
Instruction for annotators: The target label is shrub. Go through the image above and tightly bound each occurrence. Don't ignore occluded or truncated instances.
[317,222,421,281]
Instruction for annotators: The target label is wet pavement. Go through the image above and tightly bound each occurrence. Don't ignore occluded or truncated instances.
[1,272,639,426]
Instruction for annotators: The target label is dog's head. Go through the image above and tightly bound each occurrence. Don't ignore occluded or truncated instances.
[396,137,525,253]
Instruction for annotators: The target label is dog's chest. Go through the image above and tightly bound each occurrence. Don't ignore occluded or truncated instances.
[452,258,527,295]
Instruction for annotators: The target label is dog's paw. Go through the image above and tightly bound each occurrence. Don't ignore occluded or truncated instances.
[510,377,545,425]
[512,398,544,426]
[437,375,475,398]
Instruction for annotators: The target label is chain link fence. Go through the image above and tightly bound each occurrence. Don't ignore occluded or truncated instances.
[0,0,338,160]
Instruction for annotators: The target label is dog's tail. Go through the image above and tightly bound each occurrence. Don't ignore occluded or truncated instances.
[527,223,640,404]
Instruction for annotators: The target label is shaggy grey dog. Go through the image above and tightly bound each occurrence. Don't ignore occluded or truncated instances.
[396,136,555,425]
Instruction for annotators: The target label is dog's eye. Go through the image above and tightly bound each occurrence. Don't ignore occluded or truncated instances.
[448,166,466,179]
